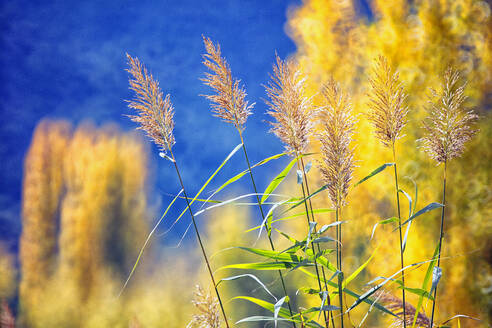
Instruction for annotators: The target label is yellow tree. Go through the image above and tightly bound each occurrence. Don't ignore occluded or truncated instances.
[0,243,16,302]
[286,0,491,325]
[58,123,149,302]
[20,120,152,327]
[19,120,71,325]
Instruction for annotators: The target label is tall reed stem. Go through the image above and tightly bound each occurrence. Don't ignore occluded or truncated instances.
[239,132,297,327]
[300,158,336,328]
[170,151,230,328]
[296,156,329,328]
[429,161,447,328]
[392,146,406,328]
[335,208,344,328]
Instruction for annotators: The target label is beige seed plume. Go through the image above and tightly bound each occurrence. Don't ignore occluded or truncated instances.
[374,290,433,327]
[368,56,408,147]
[187,285,221,328]
[420,68,478,163]
[317,78,356,208]
[201,36,253,131]
[264,54,314,154]
[126,54,175,153]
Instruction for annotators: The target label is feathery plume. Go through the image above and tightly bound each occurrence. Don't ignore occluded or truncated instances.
[420,68,478,163]
[201,36,253,131]
[0,300,15,328]
[367,56,408,147]
[265,55,314,154]
[317,78,356,208]
[374,290,433,328]
[187,285,221,328]
[126,54,175,154]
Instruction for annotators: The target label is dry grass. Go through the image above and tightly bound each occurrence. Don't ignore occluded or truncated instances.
[264,55,314,155]
[126,54,175,154]
[316,78,356,208]
[0,300,15,328]
[367,56,408,148]
[420,68,479,163]
[374,291,433,328]
[187,285,221,328]
[201,36,253,131]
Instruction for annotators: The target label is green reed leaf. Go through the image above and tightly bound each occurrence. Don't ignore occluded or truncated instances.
[246,208,334,232]
[346,259,435,315]
[354,163,395,187]
[236,247,303,262]
[211,152,288,199]
[298,268,396,317]
[398,286,434,300]
[118,189,182,297]
[219,261,309,271]
[261,156,298,204]
[236,316,293,324]
[305,221,317,251]
[274,296,289,327]
[305,248,338,272]
[234,296,323,328]
[301,305,340,316]
[370,217,398,241]
[218,274,277,301]
[283,184,329,213]
[342,246,379,289]
[412,244,439,327]
[396,202,444,230]
[164,143,243,232]
[440,315,482,326]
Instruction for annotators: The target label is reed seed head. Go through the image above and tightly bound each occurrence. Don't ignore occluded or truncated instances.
[367,56,408,148]
[187,285,221,328]
[420,68,478,163]
[126,54,175,154]
[265,54,314,154]
[317,78,356,208]
[375,290,433,327]
[201,36,254,131]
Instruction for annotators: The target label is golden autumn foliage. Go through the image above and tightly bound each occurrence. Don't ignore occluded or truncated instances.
[19,120,71,323]
[58,123,149,299]
[283,0,492,326]
[18,120,157,327]
[0,244,16,301]
[12,2,492,327]
[201,205,268,324]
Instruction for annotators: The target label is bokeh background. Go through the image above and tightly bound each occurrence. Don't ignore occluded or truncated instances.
[0,0,491,327]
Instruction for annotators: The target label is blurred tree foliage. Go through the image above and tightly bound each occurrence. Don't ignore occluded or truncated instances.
[284,0,491,325]
[19,120,71,324]
[0,243,16,302]
[19,120,160,327]
[11,1,492,326]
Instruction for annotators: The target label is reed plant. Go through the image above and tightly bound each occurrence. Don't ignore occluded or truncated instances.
[125,54,230,327]
[420,68,478,328]
[264,55,332,327]
[317,78,356,328]
[367,56,409,328]
[121,46,482,328]
[200,36,296,326]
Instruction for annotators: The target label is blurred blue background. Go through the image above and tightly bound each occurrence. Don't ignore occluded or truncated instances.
[0,0,301,251]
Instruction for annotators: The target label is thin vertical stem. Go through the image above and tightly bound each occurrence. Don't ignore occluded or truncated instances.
[300,157,335,328]
[170,151,230,328]
[296,156,329,328]
[239,132,297,327]
[335,208,344,328]
[429,161,447,328]
[392,146,406,328]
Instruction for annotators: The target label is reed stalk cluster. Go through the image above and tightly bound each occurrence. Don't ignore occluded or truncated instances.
[124,44,479,328]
